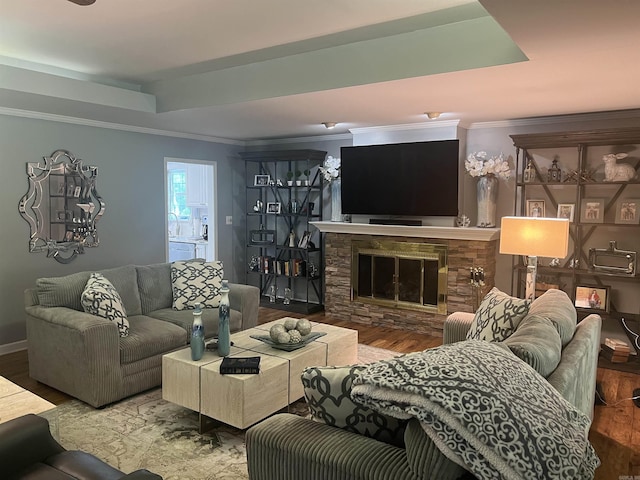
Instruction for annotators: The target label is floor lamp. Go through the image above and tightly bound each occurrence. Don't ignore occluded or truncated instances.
[499,216,570,301]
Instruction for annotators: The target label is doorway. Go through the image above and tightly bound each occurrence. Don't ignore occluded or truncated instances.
[165,158,217,262]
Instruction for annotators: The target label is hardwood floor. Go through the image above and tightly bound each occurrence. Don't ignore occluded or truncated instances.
[1,306,638,478]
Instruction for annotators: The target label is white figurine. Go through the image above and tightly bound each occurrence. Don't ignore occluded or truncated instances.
[603,153,636,182]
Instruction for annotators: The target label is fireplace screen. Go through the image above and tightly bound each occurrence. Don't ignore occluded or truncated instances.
[352,240,447,314]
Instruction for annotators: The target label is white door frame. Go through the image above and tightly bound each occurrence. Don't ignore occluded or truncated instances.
[164,157,218,261]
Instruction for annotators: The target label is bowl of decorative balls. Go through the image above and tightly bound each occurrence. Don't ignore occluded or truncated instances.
[250,318,326,351]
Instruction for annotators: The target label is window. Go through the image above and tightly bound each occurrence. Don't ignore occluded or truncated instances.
[168,169,191,220]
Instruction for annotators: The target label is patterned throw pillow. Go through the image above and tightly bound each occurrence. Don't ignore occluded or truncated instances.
[171,260,224,310]
[81,273,130,337]
[466,287,531,342]
[302,365,407,448]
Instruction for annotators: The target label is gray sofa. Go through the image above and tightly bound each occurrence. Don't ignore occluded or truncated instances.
[246,290,602,480]
[25,262,259,408]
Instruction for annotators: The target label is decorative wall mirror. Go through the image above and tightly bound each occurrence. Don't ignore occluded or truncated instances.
[19,149,105,263]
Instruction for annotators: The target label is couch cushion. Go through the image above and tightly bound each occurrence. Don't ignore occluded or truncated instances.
[119,315,187,364]
[466,287,531,342]
[36,265,142,315]
[302,365,408,448]
[136,263,173,314]
[502,313,562,377]
[147,307,242,337]
[81,273,130,337]
[527,289,577,347]
[171,260,224,310]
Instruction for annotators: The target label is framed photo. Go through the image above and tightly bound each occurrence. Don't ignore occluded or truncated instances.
[580,198,605,224]
[574,285,610,313]
[254,174,270,186]
[615,198,640,224]
[526,199,545,217]
[557,203,575,222]
[298,230,311,248]
[266,202,281,214]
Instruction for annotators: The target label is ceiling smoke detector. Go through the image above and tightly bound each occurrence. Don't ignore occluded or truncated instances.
[425,112,441,119]
[322,122,337,129]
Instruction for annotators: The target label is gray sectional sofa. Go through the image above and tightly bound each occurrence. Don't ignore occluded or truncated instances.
[25,262,259,407]
[246,289,602,480]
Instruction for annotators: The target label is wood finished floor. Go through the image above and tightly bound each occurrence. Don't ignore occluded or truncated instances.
[0,306,638,478]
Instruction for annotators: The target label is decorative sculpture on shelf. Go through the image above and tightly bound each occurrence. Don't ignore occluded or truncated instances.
[19,149,105,263]
[602,153,637,182]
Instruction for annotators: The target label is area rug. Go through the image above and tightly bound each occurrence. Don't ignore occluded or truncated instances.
[52,344,398,480]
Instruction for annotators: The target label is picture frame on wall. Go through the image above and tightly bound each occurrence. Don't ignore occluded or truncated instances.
[615,198,640,224]
[574,284,610,313]
[557,203,575,222]
[580,198,605,224]
[526,199,545,217]
[266,202,281,214]
[254,174,270,186]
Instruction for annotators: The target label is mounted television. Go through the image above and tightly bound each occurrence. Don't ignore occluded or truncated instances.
[340,140,459,217]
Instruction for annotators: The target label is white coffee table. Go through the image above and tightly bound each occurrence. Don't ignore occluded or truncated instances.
[162,318,358,430]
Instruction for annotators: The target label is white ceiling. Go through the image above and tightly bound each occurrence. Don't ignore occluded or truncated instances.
[1,0,639,142]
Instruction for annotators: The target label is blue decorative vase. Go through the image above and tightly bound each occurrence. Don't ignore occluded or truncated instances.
[477,174,498,227]
[218,280,231,357]
[190,304,205,361]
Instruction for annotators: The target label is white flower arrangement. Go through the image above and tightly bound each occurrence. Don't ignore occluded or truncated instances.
[319,155,340,183]
[465,151,511,180]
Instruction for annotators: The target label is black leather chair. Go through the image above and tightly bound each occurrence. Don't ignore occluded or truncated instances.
[0,414,162,480]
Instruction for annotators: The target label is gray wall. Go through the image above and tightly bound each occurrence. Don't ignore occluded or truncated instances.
[3,112,640,349]
[1,114,242,347]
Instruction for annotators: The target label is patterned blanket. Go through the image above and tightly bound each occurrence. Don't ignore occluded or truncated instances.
[350,341,600,480]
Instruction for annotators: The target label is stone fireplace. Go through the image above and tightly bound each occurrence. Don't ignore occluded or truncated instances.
[313,222,499,336]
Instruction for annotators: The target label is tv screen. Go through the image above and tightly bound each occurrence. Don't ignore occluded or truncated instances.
[340,140,459,217]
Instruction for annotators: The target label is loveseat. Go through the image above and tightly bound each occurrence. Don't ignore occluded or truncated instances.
[0,414,162,479]
[246,288,602,480]
[25,262,259,408]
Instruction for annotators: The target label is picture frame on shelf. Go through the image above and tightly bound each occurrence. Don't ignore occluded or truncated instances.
[298,230,311,248]
[580,198,605,224]
[574,285,610,313]
[526,199,545,217]
[254,174,270,186]
[557,203,575,222]
[266,202,281,214]
[615,198,640,224]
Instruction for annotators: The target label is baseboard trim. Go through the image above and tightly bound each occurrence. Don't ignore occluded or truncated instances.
[0,340,27,356]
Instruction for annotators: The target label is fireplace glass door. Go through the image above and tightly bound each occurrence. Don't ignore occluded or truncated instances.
[352,240,447,314]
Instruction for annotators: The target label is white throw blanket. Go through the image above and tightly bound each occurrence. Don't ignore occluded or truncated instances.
[350,341,600,480]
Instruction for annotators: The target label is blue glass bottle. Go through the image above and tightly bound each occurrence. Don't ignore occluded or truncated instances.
[218,280,231,357]
[190,303,205,361]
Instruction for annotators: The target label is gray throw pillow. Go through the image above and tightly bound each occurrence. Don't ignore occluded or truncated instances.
[302,365,407,448]
[527,289,577,347]
[466,287,531,342]
[502,313,562,377]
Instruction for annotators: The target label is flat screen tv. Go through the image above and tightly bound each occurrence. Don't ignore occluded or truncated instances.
[340,140,459,217]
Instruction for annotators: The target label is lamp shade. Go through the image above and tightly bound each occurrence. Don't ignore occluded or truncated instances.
[499,216,570,258]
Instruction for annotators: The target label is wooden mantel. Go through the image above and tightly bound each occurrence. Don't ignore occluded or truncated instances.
[310,221,500,241]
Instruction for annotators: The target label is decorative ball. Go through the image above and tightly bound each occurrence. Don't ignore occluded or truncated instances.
[289,330,302,343]
[270,324,286,341]
[296,318,312,336]
[284,318,298,331]
[276,331,291,344]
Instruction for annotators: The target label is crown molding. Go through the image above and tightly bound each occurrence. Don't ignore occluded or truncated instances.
[468,109,640,129]
[349,120,462,135]
[245,132,353,147]
[0,107,245,146]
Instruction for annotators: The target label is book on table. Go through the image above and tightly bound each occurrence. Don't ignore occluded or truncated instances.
[220,356,261,374]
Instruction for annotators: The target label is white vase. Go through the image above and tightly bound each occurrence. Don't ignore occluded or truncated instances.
[477,174,498,227]
[331,178,342,222]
